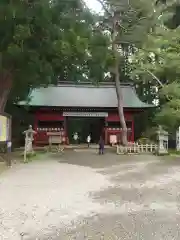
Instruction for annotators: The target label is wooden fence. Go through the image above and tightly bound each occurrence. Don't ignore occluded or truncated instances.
[117,143,158,154]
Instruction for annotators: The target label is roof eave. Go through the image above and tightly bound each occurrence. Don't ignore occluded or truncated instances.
[17,103,155,108]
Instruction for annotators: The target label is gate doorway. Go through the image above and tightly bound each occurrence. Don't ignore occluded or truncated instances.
[67,117,105,144]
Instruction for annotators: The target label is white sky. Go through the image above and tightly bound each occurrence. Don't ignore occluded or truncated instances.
[85,0,102,13]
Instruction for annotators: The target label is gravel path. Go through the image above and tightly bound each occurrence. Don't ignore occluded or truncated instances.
[1,152,180,239]
[0,157,111,239]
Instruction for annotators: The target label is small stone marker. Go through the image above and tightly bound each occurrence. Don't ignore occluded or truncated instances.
[157,125,168,155]
[23,125,36,162]
[176,126,180,151]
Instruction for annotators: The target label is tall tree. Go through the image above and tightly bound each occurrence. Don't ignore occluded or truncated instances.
[0,0,94,112]
[96,0,155,145]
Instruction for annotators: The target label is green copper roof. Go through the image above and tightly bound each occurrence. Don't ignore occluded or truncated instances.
[19,84,154,108]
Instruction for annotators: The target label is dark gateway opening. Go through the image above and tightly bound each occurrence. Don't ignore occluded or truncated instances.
[67,117,105,144]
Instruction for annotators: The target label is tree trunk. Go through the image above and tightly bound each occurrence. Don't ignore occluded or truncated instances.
[112,14,128,146]
[0,71,12,113]
[114,59,128,145]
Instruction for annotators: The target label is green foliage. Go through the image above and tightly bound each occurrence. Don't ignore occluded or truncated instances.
[131,26,180,82]
[86,29,112,83]
[130,8,180,131]
[95,0,158,84]
[137,137,155,144]
[4,0,180,138]
[156,0,180,29]
[141,126,159,140]
[155,82,180,129]
[1,0,161,105]
[1,0,105,105]
[160,82,180,99]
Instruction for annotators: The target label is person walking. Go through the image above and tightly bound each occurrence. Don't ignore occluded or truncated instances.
[87,134,91,148]
[98,136,104,155]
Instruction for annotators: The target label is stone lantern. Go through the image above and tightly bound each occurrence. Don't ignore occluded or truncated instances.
[157,126,168,155]
[23,125,36,162]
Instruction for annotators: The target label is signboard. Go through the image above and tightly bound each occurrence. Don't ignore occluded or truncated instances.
[109,135,117,144]
[63,112,108,117]
[0,113,11,142]
[0,114,7,142]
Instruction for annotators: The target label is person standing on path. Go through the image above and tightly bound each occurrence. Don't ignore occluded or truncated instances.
[6,140,12,167]
[98,136,104,155]
[73,132,79,145]
[87,134,91,148]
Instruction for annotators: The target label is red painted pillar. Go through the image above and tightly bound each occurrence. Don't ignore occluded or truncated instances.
[105,128,108,145]
[64,116,67,144]
[104,118,108,145]
[34,111,38,145]
[131,120,134,142]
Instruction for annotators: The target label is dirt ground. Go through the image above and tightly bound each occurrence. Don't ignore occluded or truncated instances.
[0,162,7,174]
[0,151,180,239]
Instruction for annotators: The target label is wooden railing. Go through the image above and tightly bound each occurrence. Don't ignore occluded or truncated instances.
[117,143,158,154]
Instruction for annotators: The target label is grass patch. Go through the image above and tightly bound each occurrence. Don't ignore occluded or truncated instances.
[168,149,180,156]
[19,151,49,163]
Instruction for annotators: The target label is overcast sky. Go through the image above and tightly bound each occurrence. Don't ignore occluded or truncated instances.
[85,0,102,13]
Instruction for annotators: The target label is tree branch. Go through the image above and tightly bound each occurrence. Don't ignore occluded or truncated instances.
[96,0,112,17]
[145,69,171,101]
[146,69,164,87]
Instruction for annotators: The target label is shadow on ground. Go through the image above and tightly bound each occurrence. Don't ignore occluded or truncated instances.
[57,151,143,168]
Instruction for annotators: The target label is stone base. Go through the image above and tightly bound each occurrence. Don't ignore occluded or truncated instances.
[157,148,169,156]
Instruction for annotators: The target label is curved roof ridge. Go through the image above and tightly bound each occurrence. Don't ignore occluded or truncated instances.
[54,84,131,89]
[56,81,134,86]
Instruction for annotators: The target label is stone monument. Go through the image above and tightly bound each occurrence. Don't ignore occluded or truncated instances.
[23,125,36,162]
[157,125,168,155]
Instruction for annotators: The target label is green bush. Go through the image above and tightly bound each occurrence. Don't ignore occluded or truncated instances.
[137,137,155,144]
